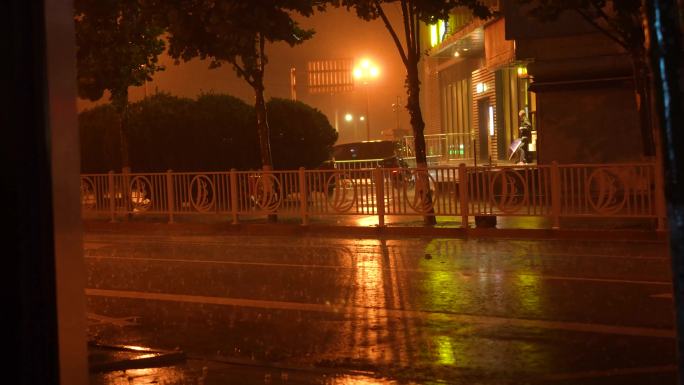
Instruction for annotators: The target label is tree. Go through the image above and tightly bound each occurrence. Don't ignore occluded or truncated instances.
[79,93,336,173]
[162,0,318,171]
[79,104,120,173]
[332,0,490,224]
[268,98,338,170]
[75,0,166,170]
[519,0,655,157]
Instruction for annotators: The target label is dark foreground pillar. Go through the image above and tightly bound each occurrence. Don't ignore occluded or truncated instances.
[646,1,684,383]
[2,1,87,385]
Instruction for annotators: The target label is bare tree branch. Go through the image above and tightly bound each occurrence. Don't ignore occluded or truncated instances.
[414,10,420,59]
[232,60,256,88]
[400,0,414,57]
[375,0,409,66]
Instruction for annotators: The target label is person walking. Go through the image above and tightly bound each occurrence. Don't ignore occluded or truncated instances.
[517,109,532,164]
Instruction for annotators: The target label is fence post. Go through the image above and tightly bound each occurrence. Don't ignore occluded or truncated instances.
[166,169,174,224]
[122,166,131,220]
[375,168,385,227]
[230,168,239,225]
[459,163,469,228]
[108,170,116,223]
[298,167,309,225]
[551,161,561,229]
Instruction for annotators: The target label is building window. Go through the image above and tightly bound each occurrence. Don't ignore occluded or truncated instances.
[429,20,448,47]
[441,78,471,158]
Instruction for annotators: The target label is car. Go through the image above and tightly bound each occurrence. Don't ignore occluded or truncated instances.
[330,140,414,186]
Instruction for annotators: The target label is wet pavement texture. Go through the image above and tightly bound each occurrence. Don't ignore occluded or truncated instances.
[84,233,676,384]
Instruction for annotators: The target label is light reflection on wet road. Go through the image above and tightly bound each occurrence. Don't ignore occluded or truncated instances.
[85,234,675,384]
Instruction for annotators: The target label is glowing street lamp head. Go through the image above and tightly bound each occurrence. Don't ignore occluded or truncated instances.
[359,116,366,121]
[353,68,363,79]
[344,113,353,122]
[353,58,380,82]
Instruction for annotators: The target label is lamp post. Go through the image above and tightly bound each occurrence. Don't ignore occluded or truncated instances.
[353,59,379,141]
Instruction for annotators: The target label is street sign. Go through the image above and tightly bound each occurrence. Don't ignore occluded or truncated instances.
[307,59,354,94]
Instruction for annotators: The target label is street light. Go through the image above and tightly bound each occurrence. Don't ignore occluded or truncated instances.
[353,58,380,141]
[343,113,366,142]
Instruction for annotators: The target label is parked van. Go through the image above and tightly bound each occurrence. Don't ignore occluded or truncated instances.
[331,140,408,170]
[330,140,413,185]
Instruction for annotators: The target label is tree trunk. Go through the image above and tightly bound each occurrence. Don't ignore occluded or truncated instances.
[406,65,427,168]
[631,51,656,157]
[406,62,436,225]
[254,78,273,169]
[113,91,131,218]
[113,92,130,170]
[253,75,277,222]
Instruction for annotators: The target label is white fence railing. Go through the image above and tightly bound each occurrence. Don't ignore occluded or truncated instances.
[402,133,474,163]
[80,162,665,229]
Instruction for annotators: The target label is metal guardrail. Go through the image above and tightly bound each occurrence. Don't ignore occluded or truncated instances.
[402,133,474,163]
[80,162,665,229]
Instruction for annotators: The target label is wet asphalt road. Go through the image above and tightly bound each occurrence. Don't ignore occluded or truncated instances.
[84,233,676,384]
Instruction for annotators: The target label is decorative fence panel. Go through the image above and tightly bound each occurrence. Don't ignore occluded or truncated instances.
[81,162,664,228]
[557,164,656,217]
[466,165,553,217]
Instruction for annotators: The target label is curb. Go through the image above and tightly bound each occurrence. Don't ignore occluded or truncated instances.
[83,220,667,242]
[88,343,186,372]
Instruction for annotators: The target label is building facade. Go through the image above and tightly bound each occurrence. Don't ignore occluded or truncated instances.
[418,0,645,165]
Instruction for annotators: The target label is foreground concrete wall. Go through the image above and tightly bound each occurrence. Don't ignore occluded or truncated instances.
[503,0,646,164]
[535,81,642,164]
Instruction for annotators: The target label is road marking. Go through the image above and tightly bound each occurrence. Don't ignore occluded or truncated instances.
[87,312,139,326]
[86,288,675,339]
[85,255,671,286]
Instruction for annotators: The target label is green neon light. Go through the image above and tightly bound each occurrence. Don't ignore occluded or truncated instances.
[430,24,438,47]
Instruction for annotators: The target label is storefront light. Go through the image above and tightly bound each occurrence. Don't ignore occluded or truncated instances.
[488,106,495,136]
[476,82,487,94]
[430,24,438,47]
[517,66,528,77]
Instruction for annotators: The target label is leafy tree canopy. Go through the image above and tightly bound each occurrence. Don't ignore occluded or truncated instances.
[268,98,338,169]
[163,0,318,84]
[75,0,166,108]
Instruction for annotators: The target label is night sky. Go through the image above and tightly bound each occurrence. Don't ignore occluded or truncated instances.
[76,7,413,144]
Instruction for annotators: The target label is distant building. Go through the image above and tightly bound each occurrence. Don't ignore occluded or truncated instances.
[417,0,645,165]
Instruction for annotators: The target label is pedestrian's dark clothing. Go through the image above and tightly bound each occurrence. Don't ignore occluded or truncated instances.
[518,117,532,163]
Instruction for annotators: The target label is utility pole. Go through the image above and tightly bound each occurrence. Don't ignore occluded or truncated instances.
[290,67,297,101]
[364,83,370,140]
[393,95,401,139]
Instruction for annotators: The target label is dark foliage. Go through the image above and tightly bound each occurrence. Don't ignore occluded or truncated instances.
[268,98,338,170]
[161,0,319,169]
[79,93,336,173]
